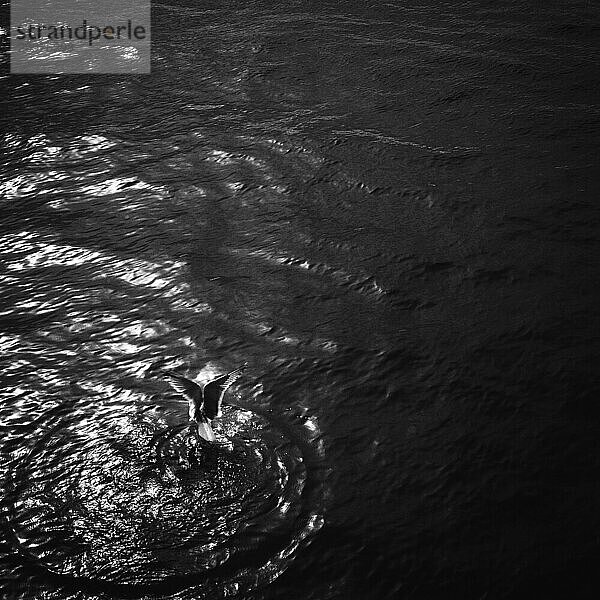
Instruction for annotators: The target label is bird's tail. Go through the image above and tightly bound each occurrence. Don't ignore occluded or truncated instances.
[196,419,216,442]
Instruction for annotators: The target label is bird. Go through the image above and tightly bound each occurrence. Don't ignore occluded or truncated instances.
[165,364,246,442]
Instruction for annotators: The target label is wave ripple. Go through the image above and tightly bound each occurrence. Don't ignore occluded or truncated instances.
[2,397,326,598]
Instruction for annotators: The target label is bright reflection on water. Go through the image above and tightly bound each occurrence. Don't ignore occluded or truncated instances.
[0,121,330,596]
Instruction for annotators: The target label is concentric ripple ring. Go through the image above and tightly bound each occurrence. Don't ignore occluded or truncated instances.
[1,396,328,598]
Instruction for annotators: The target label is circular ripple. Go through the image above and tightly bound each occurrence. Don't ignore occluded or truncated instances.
[2,399,327,598]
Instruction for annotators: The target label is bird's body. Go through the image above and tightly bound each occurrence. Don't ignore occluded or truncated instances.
[165,364,246,442]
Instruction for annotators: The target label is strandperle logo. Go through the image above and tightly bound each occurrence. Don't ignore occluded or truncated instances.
[15,20,148,47]
[10,0,150,74]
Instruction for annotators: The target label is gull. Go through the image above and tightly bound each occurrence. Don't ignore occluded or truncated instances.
[165,364,246,442]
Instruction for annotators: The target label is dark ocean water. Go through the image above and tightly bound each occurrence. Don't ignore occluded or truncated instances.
[1,1,600,598]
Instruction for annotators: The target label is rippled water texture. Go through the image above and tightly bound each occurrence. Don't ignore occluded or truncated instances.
[1,1,600,599]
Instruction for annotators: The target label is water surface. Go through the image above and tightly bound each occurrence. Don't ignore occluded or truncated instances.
[1,1,599,598]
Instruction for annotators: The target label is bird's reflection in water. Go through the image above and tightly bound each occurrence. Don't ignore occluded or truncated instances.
[182,423,229,471]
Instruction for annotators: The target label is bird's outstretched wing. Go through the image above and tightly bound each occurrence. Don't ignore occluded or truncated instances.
[202,363,246,419]
[164,372,203,420]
